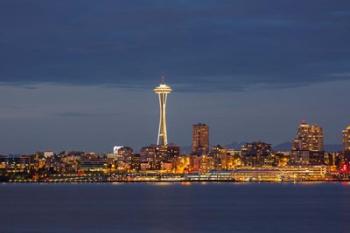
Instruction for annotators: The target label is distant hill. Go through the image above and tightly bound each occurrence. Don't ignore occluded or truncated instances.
[225,142,248,149]
[273,142,292,151]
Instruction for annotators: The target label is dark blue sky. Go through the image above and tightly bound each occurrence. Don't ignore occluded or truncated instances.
[0,1,349,153]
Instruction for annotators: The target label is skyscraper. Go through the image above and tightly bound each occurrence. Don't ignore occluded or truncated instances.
[292,121,324,151]
[154,80,172,146]
[343,125,350,152]
[291,121,324,165]
[192,123,209,155]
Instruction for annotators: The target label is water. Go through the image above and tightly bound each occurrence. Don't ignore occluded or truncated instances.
[0,182,350,233]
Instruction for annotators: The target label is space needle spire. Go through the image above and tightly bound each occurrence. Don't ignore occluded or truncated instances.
[153,77,172,146]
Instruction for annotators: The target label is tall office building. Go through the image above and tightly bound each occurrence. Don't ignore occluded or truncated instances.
[343,125,350,152]
[154,80,172,146]
[192,123,209,155]
[291,122,324,165]
[292,122,324,151]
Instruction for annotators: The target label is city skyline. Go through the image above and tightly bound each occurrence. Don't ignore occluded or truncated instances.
[0,79,349,155]
[1,2,350,233]
[0,1,350,153]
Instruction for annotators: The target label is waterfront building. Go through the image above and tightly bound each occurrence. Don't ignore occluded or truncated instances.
[154,80,172,146]
[230,166,328,182]
[192,123,209,155]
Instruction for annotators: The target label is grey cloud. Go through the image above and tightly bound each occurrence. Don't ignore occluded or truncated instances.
[0,0,349,92]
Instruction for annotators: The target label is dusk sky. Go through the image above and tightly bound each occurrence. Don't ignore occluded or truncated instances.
[0,1,350,153]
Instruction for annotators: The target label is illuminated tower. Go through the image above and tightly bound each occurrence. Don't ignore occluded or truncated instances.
[154,80,172,146]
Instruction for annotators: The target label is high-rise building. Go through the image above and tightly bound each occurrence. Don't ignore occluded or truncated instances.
[292,122,324,151]
[192,123,209,155]
[154,80,172,146]
[291,122,324,165]
[343,125,350,152]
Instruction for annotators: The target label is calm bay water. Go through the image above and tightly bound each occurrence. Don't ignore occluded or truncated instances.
[0,182,350,233]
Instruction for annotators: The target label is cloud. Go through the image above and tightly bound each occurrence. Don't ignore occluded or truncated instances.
[0,0,349,92]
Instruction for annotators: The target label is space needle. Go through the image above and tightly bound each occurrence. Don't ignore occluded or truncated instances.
[154,78,172,146]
